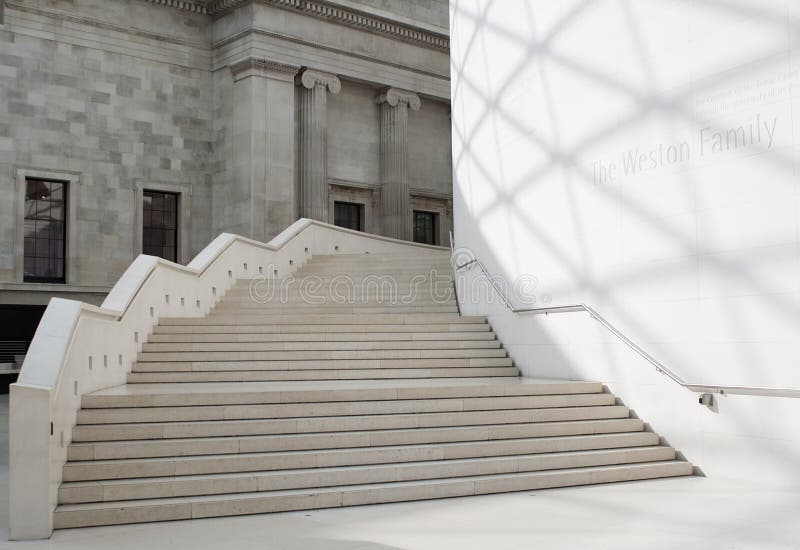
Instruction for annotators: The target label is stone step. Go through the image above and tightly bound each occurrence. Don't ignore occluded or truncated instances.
[230,293,455,304]
[159,314,485,325]
[61,432,662,482]
[67,418,645,461]
[147,331,498,343]
[76,392,614,424]
[73,404,631,441]
[213,305,459,314]
[296,257,449,263]
[228,282,455,291]
[136,349,509,362]
[300,255,450,264]
[218,300,457,309]
[83,378,592,408]
[140,339,502,352]
[58,445,673,504]
[126,366,521,383]
[132,357,513,371]
[226,284,455,294]
[152,324,492,334]
[290,264,452,271]
[53,460,692,528]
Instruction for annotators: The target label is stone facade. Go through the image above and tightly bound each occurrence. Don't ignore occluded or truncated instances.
[0,0,452,306]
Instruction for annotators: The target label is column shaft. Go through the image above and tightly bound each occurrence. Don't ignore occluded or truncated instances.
[377,88,421,240]
[299,83,328,221]
[380,101,410,239]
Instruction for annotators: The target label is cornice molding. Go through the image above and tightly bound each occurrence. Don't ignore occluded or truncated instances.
[296,68,341,94]
[230,56,301,81]
[376,87,421,111]
[145,0,209,13]
[144,0,449,51]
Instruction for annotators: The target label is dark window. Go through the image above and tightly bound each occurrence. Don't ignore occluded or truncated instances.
[24,178,67,283]
[143,190,178,262]
[334,201,363,231]
[413,210,438,245]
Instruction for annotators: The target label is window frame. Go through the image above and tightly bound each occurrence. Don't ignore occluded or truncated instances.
[14,168,80,285]
[412,209,439,246]
[333,200,364,232]
[142,189,179,263]
[23,178,68,283]
[133,181,192,264]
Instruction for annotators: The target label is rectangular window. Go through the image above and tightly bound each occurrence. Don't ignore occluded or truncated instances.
[334,201,363,232]
[24,178,67,283]
[413,210,438,245]
[143,190,178,262]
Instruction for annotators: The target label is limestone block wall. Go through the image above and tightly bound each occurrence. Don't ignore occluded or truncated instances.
[0,0,213,292]
[409,100,453,196]
[327,80,381,187]
[0,0,453,304]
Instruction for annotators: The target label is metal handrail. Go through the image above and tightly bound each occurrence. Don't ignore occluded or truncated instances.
[448,232,800,399]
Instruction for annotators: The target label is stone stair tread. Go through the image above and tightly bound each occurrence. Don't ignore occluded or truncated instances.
[59,446,675,491]
[68,418,644,454]
[65,432,659,468]
[125,366,521,382]
[71,405,632,442]
[85,377,602,398]
[53,460,692,526]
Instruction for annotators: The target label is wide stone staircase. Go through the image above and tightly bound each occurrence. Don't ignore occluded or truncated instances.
[53,252,693,528]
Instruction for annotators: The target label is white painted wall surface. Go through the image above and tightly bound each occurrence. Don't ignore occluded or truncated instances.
[450,0,800,485]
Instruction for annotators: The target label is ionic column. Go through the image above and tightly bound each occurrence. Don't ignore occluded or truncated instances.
[376,88,421,240]
[297,69,341,222]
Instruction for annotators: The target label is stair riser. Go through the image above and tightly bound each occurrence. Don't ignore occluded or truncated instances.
[140,340,502,352]
[67,419,645,460]
[59,446,674,504]
[213,306,459,314]
[136,350,509,362]
[147,332,497,343]
[54,461,692,528]
[161,315,484,326]
[227,290,455,299]
[81,381,602,408]
[126,367,521,383]
[76,394,614,424]
[72,405,630,441]
[132,357,513,371]
[153,324,492,334]
[62,432,661,481]
[214,306,459,314]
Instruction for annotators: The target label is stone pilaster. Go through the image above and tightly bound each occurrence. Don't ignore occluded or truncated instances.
[376,88,421,240]
[227,57,300,241]
[296,69,341,222]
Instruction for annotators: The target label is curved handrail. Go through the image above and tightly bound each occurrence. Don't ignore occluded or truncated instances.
[449,232,800,399]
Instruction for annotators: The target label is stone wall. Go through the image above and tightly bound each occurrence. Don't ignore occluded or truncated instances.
[0,0,213,295]
[327,80,381,187]
[0,0,452,305]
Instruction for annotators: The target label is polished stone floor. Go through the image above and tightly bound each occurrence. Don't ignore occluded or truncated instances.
[0,394,797,549]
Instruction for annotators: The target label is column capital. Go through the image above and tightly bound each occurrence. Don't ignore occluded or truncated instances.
[296,69,342,94]
[376,88,421,111]
[230,56,301,83]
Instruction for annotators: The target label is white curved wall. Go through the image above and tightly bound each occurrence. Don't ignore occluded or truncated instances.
[451,0,800,485]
